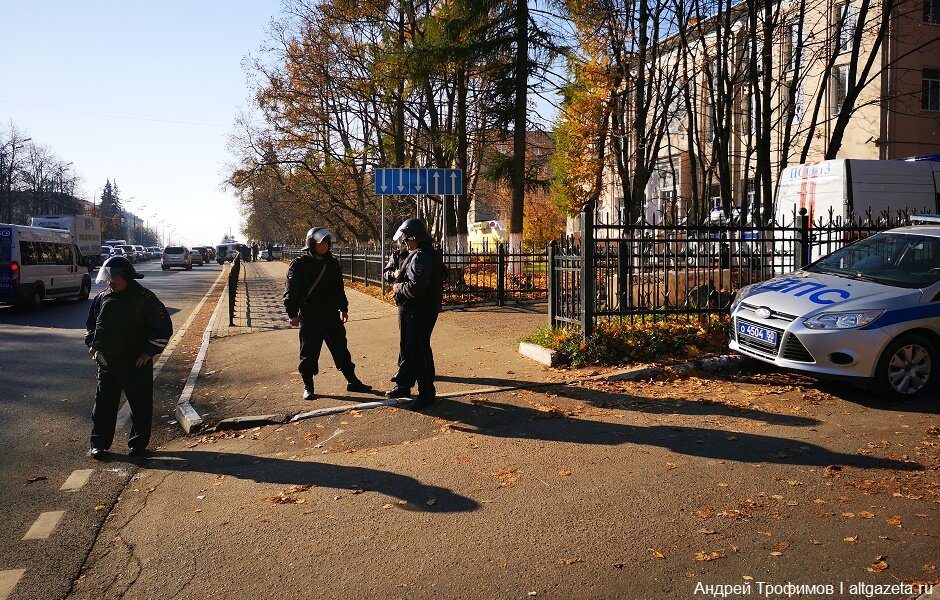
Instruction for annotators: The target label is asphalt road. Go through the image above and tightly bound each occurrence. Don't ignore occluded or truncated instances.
[0,260,222,600]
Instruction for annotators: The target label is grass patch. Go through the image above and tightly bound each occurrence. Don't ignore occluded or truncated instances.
[522,315,730,367]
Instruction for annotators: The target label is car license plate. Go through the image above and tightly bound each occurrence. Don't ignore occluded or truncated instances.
[737,321,777,345]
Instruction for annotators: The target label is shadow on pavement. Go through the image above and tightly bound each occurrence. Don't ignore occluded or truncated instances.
[134,449,481,513]
[436,374,820,427]
[431,399,922,471]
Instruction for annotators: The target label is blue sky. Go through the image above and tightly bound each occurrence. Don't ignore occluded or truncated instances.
[0,1,283,246]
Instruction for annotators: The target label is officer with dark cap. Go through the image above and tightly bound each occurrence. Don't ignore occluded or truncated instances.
[284,226,372,399]
[385,218,444,410]
[85,255,173,459]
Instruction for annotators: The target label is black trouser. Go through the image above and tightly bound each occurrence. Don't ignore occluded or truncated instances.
[91,356,154,451]
[298,311,355,383]
[396,305,439,399]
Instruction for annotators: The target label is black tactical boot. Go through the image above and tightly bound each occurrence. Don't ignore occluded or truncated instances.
[343,368,372,393]
[302,375,315,400]
[385,386,412,399]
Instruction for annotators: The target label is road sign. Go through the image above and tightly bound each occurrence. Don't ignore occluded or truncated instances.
[374,168,462,196]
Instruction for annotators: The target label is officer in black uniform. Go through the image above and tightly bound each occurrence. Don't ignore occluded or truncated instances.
[385,218,444,410]
[85,255,173,459]
[284,227,371,399]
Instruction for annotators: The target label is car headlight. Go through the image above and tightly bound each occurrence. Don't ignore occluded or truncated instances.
[803,310,885,330]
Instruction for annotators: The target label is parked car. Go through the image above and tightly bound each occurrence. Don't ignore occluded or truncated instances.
[729,216,940,401]
[134,245,148,261]
[100,245,114,265]
[161,246,192,270]
[216,243,241,264]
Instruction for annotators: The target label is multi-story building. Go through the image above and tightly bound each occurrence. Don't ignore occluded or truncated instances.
[596,0,940,228]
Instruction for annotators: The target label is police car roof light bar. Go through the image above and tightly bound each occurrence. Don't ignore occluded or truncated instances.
[909,214,940,225]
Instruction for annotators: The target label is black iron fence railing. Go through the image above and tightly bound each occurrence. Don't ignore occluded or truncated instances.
[282,245,548,306]
[551,205,928,337]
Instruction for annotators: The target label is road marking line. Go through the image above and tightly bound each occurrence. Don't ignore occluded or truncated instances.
[0,569,26,600]
[116,267,227,428]
[22,511,66,540]
[59,469,94,492]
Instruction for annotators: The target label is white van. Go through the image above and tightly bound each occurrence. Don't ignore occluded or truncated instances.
[0,224,92,310]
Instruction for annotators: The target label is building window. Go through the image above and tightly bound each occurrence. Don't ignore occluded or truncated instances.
[925,0,940,23]
[832,65,849,114]
[786,24,802,71]
[924,68,940,110]
[835,1,857,53]
[792,79,806,122]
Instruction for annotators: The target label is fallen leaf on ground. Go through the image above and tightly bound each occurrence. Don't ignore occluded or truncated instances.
[695,551,725,562]
[559,558,583,565]
[886,516,902,526]
[426,497,437,506]
[25,476,47,484]
[858,511,875,519]
[844,536,859,543]
[650,549,665,559]
[924,565,937,574]
[867,556,889,573]
[558,470,571,477]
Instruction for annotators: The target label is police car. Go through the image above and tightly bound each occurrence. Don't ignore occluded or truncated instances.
[729,216,940,401]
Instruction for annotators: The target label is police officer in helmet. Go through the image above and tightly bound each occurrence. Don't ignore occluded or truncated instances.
[85,255,173,459]
[386,218,444,410]
[284,226,371,399]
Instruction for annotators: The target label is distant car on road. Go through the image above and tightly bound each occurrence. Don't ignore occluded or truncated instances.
[100,245,114,264]
[161,246,192,270]
[119,245,138,263]
[190,247,204,266]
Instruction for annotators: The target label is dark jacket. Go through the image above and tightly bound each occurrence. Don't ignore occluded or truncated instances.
[382,248,410,284]
[393,242,444,312]
[85,280,173,359]
[284,250,349,318]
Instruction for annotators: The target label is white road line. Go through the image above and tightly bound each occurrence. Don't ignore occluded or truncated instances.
[59,469,94,492]
[115,268,227,428]
[0,570,26,600]
[22,511,66,540]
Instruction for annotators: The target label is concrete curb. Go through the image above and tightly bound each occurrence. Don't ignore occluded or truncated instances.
[173,267,228,433]
[518,342,562,366]
[215,414,290,430]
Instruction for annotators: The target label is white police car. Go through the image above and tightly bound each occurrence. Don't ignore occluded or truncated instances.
[729,217,940,401]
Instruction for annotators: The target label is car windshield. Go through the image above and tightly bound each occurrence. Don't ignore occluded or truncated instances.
[121,245,134,252]
[805,232,940,289]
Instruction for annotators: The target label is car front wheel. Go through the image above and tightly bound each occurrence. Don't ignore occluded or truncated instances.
[876,334,938,401]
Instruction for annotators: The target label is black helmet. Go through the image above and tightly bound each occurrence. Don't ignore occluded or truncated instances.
[96,255,143,283]
[305,227,333,248]
[393,218,429,242]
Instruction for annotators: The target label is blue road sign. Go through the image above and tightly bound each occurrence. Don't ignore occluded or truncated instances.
[374,168,462,195]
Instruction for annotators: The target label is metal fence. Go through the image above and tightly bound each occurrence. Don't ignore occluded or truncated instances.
[551,205,924,337]
[283,244,548,306]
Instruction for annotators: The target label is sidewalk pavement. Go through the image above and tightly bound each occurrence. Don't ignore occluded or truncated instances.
[195,259,556,425]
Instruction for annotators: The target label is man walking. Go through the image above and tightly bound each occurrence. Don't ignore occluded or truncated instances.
[284,227,371,399]
[85,255,173,459]
[385,218,444,410]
